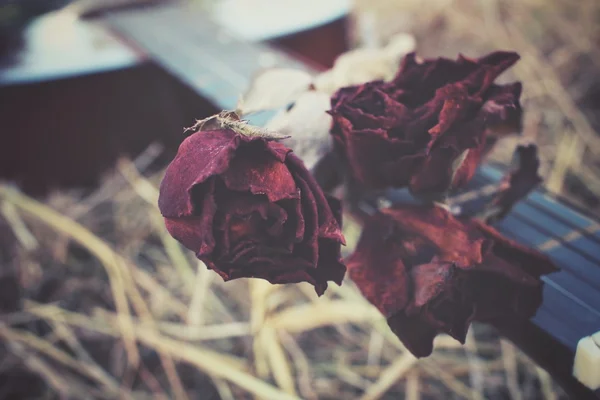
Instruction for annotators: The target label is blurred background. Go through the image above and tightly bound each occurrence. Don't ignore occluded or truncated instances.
[0,0,598,398]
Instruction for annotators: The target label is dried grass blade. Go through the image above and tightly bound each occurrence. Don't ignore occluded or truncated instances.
[405,370,420,400]
[0,200,38,251]
[500,339,522,400]
[132,327,301,400]
[0,185,140,367]
[118,159,195,287]
[421,359,483,400]
[27,303,298,399]
[359,352,417,400]
[535,366,557,400]
[250,280,272,378]
[6,339,94,400]
[279,331,317,400]
[48,320,134,399]
[262,327,297,396]
[0,324,131,399]
[465,329,485,397]
[187,261,213,327]
[268,300,382,333]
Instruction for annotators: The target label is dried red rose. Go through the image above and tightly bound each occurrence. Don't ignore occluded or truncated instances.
[158,122,346,295]
[329,51,523,199]
[347,205,557,357]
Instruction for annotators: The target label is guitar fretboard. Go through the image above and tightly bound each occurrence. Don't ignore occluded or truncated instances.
[99,4,600,398]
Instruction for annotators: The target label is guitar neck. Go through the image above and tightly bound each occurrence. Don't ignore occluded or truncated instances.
[98,4,600,398]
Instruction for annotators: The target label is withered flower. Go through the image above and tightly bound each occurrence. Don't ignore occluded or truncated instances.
[329,51,523,199]
[158,115,346,295]
[347,205,557,357]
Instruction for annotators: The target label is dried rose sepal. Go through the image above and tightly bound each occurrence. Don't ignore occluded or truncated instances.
[481,144,543,222]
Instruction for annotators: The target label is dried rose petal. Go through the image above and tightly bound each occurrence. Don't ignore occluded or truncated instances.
[347,205,557,357]
[468,220,558,322]
[329,51,522,198]
[158,126,346,295]
[485,144,543,222]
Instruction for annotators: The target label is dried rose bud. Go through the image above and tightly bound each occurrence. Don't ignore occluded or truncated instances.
[347,205,557,357]
[158,118,346,295]
[329,51,522,199]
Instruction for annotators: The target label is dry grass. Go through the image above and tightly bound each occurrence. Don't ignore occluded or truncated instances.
[0,146,569,399]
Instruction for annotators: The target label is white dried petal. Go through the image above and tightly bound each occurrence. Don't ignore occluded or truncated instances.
[238,68,313,115]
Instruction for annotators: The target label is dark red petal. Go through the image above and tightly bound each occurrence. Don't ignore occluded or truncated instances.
[164,217,206,256]
[410,262,455,308]
[307,195,347,294]
[326,195,343,228]
[163,178,218,256]
[379,206,490,269]
[289,169,320,266]
[461,52,520,97]
[488,144,542,221]
[387,312,438,357]
[289,196,305,243]
[347,214,411,316]
[392,53,478,99]
[219,141,298,203]
[476,255,539,286]
[410,115,488,196]
[217,253,315,283]
[200,258,228,281]
[215,191,291,256]
[423,295,475,344]
[269,269,318,286]
[407,262,475,344]
[336,125,423,189]
[450,142,486,189]
[263,140,292,162]
[472,220,559,278]
[392,51,519,104]
[427,83,480,140]
[470,271,544,323]
[287,154,345,244]
[159,129,241,218]
[315,237,347,287]
[409,146,461,198]
[481,83,523,137]
[335,86,406,129]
